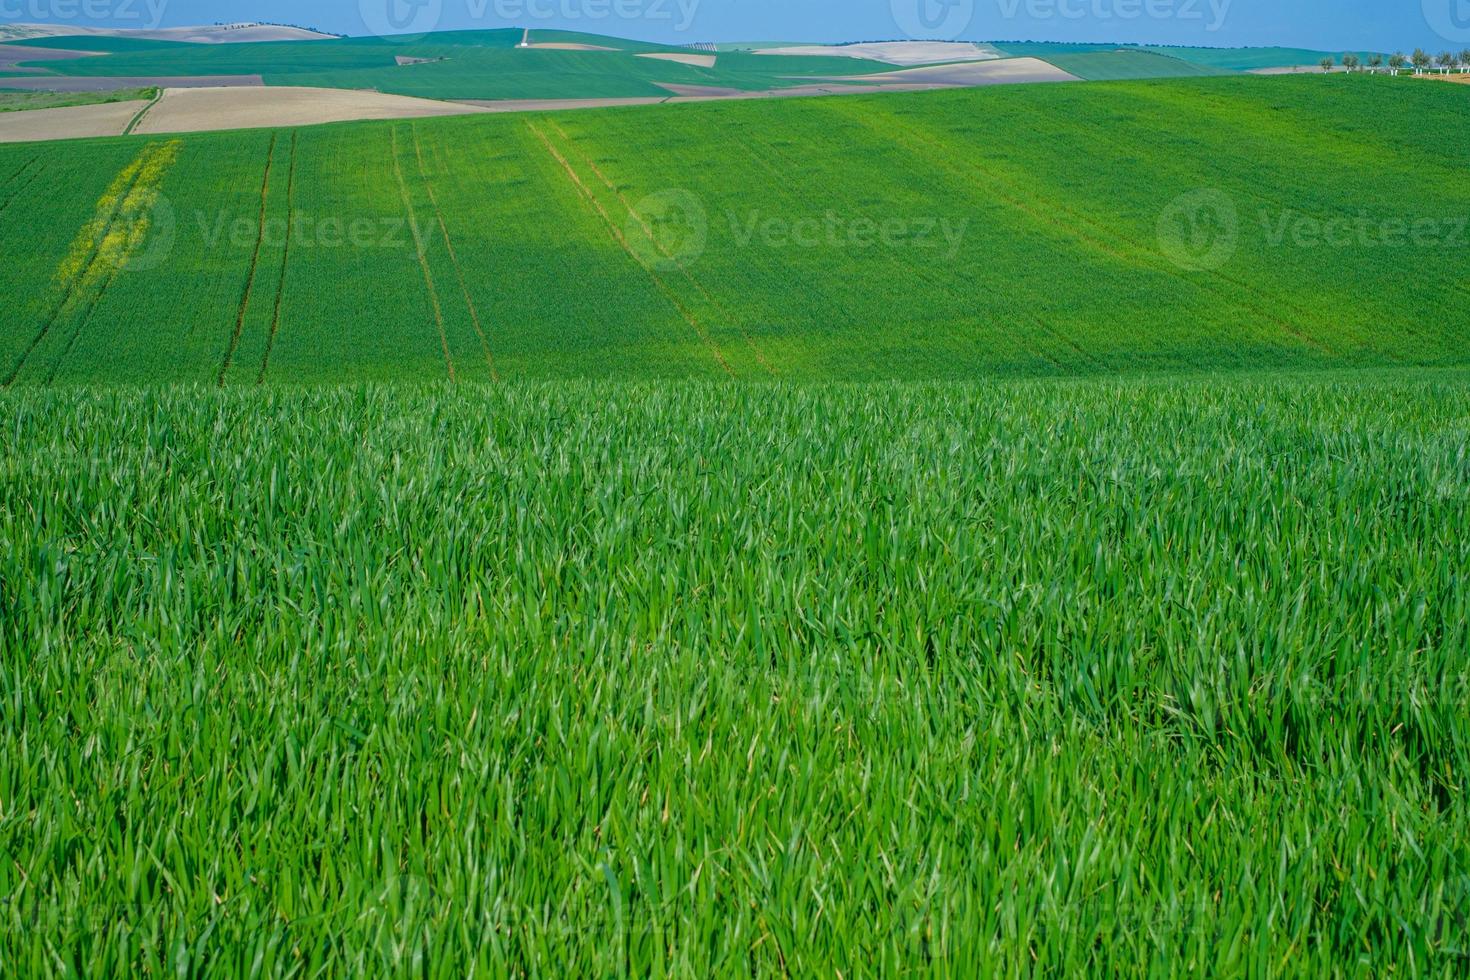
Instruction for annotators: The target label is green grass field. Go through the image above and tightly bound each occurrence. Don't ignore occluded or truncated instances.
[0,87,156,112]
[2,375,1467,974]
[2,66,1469,976]
[1,75,1467,384]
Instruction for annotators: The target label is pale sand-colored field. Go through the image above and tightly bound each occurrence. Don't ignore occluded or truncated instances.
[637,52,718,68]
[0,22,333,43]
[0,44,101,69]
[132,86,490,135]
[523,43,618,52]
[0,99,147,142]
[752,41,1001,67]
[812,58,1080,88]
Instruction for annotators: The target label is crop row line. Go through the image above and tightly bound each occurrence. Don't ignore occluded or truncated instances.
[257,131,298,385]
[219,133,277,386]
[549,120,777,378]
[412,123,498,382]
[527,121,734,378]
[392,123,455,382]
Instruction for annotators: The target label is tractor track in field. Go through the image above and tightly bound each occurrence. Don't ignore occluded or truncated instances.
[43,253,126,385]
[0,163,41,220]
[854,104,1333,356]
[550,121,777,377]
[392,124,455,382]
[3,153,149,386]
[413,124,497,381]
[42,141,180,384]
[528,120,733,378]
[0,154,39,215]
[257,131,297,384]
[219,133,276,386]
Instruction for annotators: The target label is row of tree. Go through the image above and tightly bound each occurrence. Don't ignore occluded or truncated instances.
[1320,49,1470,72]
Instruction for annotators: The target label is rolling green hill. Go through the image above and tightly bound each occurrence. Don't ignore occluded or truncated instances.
[2,74,1466,384]
[1039,49,1233,80]
[5,30,899,100]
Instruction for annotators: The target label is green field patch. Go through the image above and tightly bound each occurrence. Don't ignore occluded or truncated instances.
[0,76,1467,382]
[1,374,1467,973]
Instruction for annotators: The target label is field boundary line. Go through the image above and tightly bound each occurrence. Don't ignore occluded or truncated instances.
[413,124,498,381]
[549,120,777,377]
[392,123,456,382]
[122,88,162,136]
[3,147,154,386]
[528,121,734,377]
[257,131,297,385]
[219,133,276,386]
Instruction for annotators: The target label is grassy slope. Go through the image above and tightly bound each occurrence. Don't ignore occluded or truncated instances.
[0,86,156,112]
[1,75,1466,384]
[1,376,1467,974]
[1042,49,1234,80]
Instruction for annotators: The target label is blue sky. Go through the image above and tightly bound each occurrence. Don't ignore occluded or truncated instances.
[2,0,1466,51]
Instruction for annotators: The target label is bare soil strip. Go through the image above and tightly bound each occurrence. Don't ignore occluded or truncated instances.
[0,75,263,93]
[0,44,102,69]
[412,124,498,381]
[219,134,276,385]
[548,120,776,377]
[527,121,733,377]
[136,86,484,136]
[751,41,1001,66]
[258,132,297,384]
[636,53,716,68]
[524,43,618,51]
[0,99,148,142]
[391,124,456,382]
